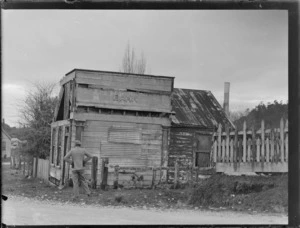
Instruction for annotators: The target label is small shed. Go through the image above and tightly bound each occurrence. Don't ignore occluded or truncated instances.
[2,128,11,158]
[167,88,234,179]
[49,69,174,187]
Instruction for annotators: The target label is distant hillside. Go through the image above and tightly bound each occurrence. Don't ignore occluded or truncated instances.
[232,100,288,131]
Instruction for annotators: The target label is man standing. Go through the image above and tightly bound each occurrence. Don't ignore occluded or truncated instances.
[64,140,93,199]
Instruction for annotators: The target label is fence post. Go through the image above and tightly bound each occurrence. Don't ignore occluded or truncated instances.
[261,120,265,162]
[251,127,256,163]
[100,158,109,190]
[217,124,222,162]
[280,118,284,162]
[243,121,246,162]
[91,156,98,189]
[174,160,179,188]
[233,129,238,163]
[113,165,119,189]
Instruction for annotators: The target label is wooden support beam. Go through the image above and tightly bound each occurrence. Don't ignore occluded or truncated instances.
[100,158,109,190]
[91,156,98,189]
[113,165,119,189]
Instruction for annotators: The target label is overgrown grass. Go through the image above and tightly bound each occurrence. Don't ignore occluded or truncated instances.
[189,174,288,213]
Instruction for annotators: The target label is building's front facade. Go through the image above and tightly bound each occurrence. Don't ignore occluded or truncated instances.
[49,69,174,187]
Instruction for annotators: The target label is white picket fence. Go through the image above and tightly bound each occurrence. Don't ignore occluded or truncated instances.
[212,118,288,173]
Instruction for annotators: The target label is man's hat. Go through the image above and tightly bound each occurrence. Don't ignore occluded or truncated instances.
[75,140,82,146]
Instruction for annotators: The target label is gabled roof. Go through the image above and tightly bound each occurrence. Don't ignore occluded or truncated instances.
[171,88,235,129]
[2,127,12,140]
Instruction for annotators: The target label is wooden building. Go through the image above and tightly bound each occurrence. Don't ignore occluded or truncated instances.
[49,69,174,187]
[2,127,11,159]
[167,88,234,180]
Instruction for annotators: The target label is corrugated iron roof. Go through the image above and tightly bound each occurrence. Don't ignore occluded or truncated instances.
[171,88,235,129]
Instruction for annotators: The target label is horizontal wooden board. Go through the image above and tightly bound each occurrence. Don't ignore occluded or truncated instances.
[75,70,173,92]
[73,113,171,127]
[76,87,172,113]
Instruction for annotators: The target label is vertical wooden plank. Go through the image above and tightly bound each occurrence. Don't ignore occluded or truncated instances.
[285,133,289,162]
[256,138,261,162]
[221,139,226,163]
[233,129,238,163]
[213,140,217,163]
[238,137,243,162]
[230,138,234,162]
[217,124,222,162]
[266,136,270,162]
[275,131,280,163]
[100,158,109,190]
[174,159,178,188]
[251,127,256,163]
[91,156,98,189]
[113,165,119,189]
[280,118,284,162]
[225,126,230,163]
[243,121,247,162]
[152,168,157,189]
[261,120,265,162]
[270,129,275,162]
[247,137,251,162]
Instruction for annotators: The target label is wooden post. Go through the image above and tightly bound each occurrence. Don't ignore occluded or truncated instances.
[23,158,26,175]
[251,127,256,162]
[113,165,119,189]
[243,121,246,162]
[152,168,157,189]
[233,129,238,163]
[256,137,261,162]
[280,118,284,162]
[285,132,289,162]
[266,136,270,162]
[285,119,288,162]
[270,129,275,162]
[221,139,226,163]
[247,138,251,162]
[91,156,98,189]
[174,160,179,188]
[195,168,199,183]
[213,140,217,163]
[217,124,222,162]
[225,126,230,163]
[261,120,265,162]
[100,158,109,190]
[230,138,234,162]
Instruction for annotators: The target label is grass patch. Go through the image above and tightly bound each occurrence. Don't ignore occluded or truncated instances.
[189,174,287,213]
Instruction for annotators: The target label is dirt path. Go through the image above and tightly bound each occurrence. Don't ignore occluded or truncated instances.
[2,195,288,225]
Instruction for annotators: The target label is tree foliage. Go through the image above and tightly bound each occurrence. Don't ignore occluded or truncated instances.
[121,42,147,74]
[18,82,58,158]
[232,100,288,130]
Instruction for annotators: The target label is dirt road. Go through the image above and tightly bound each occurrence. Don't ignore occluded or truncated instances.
[2,195,287,225]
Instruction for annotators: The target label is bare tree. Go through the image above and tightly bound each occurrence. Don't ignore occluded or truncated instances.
[121,42,147,74]
[18,82,58,158]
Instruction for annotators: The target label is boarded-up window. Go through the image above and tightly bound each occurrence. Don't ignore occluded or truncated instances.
[194,133,211,167]
[108,126,141,144]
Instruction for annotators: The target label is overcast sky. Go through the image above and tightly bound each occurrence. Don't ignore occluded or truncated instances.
[2,10,288,127]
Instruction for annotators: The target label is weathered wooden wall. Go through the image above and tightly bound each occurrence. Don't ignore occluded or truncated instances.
[79,120,163,186]
[62,70,174,93]
[76,87,171,113]
[168,127,213,182]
